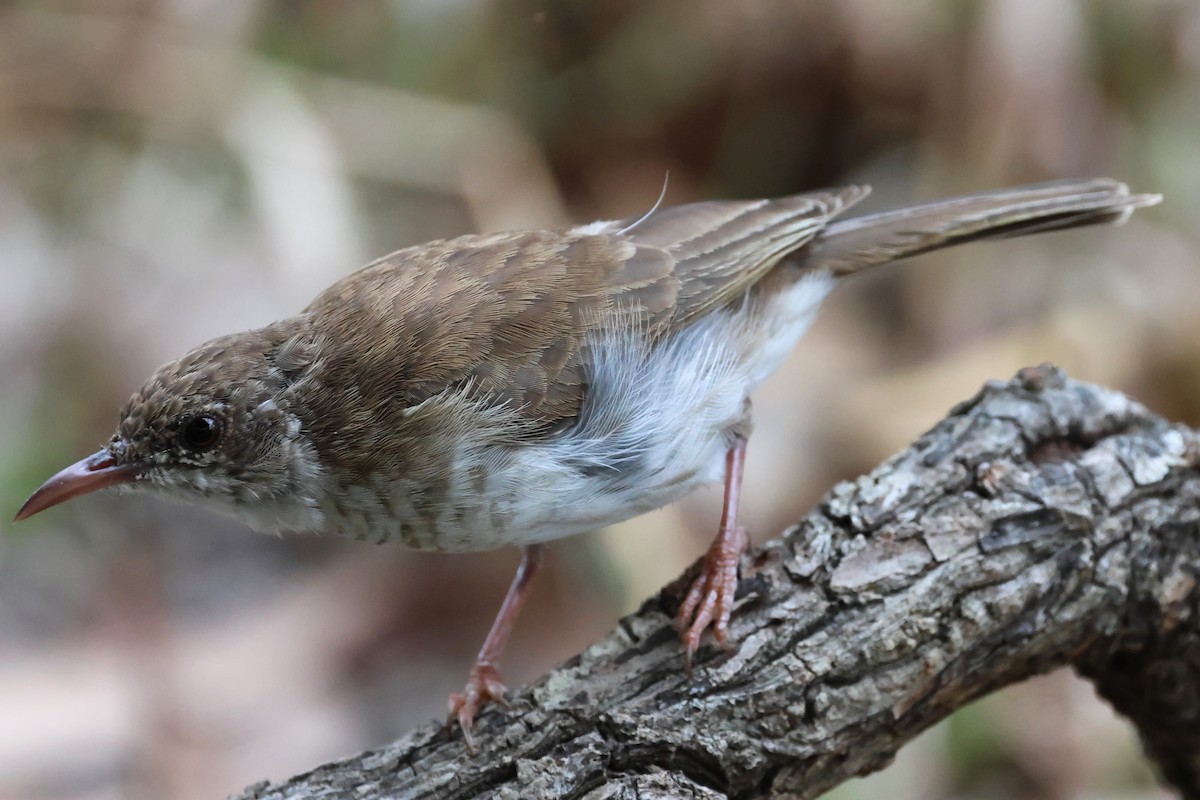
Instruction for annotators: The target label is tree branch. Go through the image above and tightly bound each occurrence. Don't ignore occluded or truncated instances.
[234,365,1200,800]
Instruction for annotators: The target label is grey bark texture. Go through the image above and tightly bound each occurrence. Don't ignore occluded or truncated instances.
[234,365,1200,800]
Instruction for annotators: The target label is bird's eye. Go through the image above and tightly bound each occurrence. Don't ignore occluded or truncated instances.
[180,415,221,451]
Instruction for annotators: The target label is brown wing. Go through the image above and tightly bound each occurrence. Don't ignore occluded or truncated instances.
[302,229,678,431]
[302,187,865,436]
[620,185,868,323]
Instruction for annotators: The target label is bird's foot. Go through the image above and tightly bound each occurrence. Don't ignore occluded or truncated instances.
[447,661,508,749]
[676,524,748,674]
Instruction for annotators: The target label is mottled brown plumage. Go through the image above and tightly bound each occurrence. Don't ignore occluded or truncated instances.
[15,177,1159,741]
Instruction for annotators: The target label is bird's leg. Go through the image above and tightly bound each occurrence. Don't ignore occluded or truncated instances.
[677,435,749,673]
[448,543,544,745]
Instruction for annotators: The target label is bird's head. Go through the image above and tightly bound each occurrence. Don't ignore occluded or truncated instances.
[15,328,327,531]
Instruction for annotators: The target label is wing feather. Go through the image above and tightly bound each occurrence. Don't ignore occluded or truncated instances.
[302,188,866,440]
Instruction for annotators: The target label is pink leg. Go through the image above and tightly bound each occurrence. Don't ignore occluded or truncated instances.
[677,435,749,673]
[448,544,544,746]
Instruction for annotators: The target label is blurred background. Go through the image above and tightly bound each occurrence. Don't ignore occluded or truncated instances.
[0,1,1196,798]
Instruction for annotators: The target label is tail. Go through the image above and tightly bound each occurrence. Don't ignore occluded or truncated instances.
[806,178,1161,277]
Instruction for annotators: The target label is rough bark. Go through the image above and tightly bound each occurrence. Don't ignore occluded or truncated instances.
[234,365,1200,800]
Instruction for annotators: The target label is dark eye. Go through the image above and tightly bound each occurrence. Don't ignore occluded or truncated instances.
[180,415,221,451]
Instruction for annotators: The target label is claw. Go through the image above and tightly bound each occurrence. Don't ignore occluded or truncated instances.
[677,525,748,674]
[447,662,508,749]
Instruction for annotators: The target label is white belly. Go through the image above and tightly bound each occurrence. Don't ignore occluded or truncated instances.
[424,269,837,550]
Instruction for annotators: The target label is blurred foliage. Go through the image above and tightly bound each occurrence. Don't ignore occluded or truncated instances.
[0,1,1194,798]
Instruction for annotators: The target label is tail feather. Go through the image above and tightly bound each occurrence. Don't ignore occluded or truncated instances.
[806,178,1161,276]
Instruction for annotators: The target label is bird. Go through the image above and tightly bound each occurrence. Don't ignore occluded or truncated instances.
[15,177,1159,742]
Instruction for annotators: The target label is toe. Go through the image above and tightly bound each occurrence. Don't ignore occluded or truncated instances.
[447,663,510,746]
[676,577,705,635]
[676,527,746,667]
